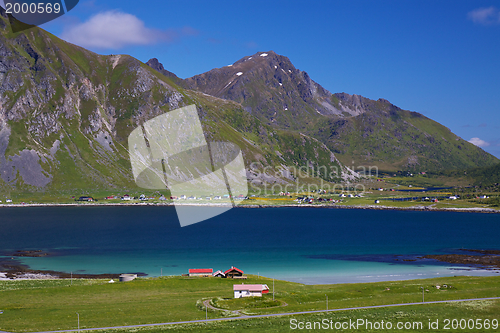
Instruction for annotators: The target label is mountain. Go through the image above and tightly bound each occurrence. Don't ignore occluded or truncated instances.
[182,51,359,130]
[310,96,498,171]
[174,51,499,172]
[1,4,495,195]
[0,8,354,193]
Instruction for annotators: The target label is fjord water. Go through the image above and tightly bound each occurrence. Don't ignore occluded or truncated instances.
[1,206,499,284]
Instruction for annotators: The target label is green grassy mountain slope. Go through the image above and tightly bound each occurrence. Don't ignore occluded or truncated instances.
[466,163,500,186]
[0,9,354,193]
[432,162,500,188]
[312,95,498,172]
[176,52,498,172]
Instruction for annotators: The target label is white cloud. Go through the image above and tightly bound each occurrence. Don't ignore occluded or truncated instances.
[60,11,177,49]
[468,137,491,147]
[467,7,500,25]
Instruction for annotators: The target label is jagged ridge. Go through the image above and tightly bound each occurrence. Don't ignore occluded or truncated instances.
[0,11,354,191]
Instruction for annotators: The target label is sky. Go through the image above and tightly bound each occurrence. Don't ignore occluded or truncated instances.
[3,0,500,158]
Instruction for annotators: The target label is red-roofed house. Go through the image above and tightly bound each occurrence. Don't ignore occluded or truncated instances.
[188,268,213,277]
[233,284,270,298]
[224,266,244,278]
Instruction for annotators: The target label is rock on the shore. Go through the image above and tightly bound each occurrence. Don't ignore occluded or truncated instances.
[13,273,58,280]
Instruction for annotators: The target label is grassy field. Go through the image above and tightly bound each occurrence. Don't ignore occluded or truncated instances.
[1,275,499,332]
[97,301,500,332]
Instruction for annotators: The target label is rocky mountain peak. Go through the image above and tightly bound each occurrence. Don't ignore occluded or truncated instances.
[146,58,164,72]
[180,51,367,129]
[145,58,179,80]
[232,50,286,68]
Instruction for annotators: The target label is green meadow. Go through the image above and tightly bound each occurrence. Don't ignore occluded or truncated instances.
[0,275,499,332]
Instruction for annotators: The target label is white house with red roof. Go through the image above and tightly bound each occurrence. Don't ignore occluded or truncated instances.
[188,268,213,277]
[233,284,270,298]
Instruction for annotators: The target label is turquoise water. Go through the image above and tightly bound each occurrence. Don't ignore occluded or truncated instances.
[1,206,499,284]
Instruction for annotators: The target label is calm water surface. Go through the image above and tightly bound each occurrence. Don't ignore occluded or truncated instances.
[1,206,499,284]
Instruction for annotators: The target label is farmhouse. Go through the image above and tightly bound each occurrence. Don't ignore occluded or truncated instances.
[188,268,213,277]
[233,284,270,298]
[212,270,225,278]
[77,196,94,202]
[224,266,244,278]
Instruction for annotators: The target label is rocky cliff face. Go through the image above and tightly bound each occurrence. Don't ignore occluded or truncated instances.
[0,13,356,191]
[0,9,189,190]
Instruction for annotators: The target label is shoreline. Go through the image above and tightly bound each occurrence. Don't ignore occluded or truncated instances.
[2,249,499,283]
[1,266,498,284]
[0,262,145,280]
[0,201,498,214]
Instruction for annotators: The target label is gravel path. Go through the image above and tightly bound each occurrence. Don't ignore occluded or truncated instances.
[203,298,289,317]
[203,299,245,316]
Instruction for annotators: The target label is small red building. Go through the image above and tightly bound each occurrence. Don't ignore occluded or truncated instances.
[188,268,213,277]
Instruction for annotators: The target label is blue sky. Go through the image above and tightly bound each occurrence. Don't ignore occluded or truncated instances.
[4,0,500,158]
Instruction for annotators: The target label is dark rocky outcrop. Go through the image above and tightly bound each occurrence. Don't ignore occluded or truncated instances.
[146,58,179,81]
